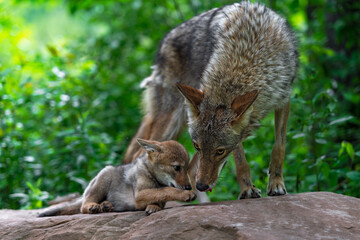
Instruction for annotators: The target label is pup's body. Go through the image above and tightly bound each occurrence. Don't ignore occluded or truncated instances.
[39,139,196,217]
[124,2,298,199]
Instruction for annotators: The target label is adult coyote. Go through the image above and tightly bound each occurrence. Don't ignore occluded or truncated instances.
[124,1,298,199]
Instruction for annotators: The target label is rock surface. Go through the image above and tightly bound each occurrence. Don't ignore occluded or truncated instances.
[0,192,359,240]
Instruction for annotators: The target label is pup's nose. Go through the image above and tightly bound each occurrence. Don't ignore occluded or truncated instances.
[185,185,192,190]
[196,182,209,191]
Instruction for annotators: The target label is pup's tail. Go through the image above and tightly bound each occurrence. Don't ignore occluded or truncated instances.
[38,198,82,217]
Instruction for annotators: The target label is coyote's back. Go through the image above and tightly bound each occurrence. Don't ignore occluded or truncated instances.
[124,2,298,199]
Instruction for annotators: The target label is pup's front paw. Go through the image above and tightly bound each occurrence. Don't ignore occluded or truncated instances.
[180,190,197,202]
[238,186,261,199]
[100,201,114,212]
[88,204,102,214]
[145,204,162,215]
[267,177,287,196]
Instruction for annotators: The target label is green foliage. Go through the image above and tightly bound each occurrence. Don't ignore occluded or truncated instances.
[0,0,359,209]
[10,179,49,209]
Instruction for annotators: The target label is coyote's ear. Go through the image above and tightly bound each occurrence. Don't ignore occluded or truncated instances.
[136,138,162,153]
[176,83,204,117]
[230,90,259,129]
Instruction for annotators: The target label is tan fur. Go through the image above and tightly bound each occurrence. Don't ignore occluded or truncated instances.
[39,140,196,217]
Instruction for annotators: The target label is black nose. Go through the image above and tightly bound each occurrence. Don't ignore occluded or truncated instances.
[185,185,192,190]
[196,182,209,191]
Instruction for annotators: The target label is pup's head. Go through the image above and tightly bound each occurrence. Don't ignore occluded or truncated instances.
[177,83,258,192]
[137,138,192,190]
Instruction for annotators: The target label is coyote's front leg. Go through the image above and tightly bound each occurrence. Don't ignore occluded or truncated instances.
[233,143,261,199]
[134,187,196,214]
[267,101,290,196]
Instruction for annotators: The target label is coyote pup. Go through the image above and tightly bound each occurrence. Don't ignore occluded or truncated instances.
[124,2,298,199]
[39,139,196,216]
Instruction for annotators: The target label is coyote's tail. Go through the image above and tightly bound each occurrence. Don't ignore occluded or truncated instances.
[38,198,82,217]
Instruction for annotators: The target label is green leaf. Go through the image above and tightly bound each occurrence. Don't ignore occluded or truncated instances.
[346,142,355,161]
[339,142,346,157]
[320,162,330,178]
[26,182,36,193]
[346,171,360,182]
[339,141,355,161]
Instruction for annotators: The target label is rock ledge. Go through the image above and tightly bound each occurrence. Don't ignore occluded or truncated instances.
[0,192,359,240]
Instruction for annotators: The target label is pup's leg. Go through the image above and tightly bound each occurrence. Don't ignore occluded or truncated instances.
[81,167,113,214]
[134,187,196,211]
[100,201,114,212]
[145,204,162,215]
[233,143,261,199]
[81,202,102,214]
[267,101,290,196]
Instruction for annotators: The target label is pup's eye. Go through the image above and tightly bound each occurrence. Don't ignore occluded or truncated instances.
[173,166,181,171]
[193,142,200,151]
[216,149,225,156]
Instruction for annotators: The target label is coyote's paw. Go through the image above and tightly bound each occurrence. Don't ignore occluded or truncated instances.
[238,186,261,199]
[100,201,114,212]
[88,204,102,214]
[180,190,197,202]
[145,204,162,215]
[267,177,287,196]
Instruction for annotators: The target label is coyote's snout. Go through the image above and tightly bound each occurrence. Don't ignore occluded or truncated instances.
[124,2,298,199]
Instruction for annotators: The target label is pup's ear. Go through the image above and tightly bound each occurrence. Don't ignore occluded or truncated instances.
[230,90,259,131]
[176,83,204,117]
[136,138,162,153]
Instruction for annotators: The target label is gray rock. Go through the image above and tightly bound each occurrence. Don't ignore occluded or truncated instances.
[0,192,359,240]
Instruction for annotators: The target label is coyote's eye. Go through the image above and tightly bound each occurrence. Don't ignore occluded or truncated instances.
[173,165,181,171]
[215,149,225,156]
[193,142,200,151]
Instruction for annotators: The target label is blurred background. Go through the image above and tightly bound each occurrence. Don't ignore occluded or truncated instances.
[0,0,359,209]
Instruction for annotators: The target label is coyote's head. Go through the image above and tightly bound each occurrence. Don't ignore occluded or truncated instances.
[137,138,192,190]
[177,83,259,192]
